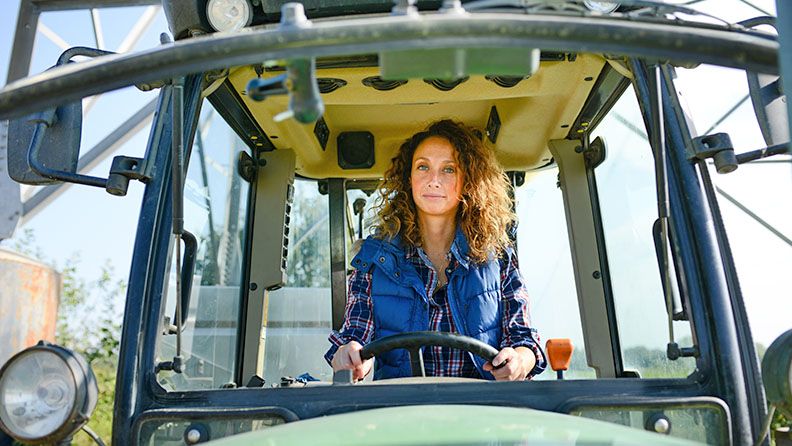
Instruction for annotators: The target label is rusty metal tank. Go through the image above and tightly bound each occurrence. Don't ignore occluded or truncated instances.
[0,247,60,365]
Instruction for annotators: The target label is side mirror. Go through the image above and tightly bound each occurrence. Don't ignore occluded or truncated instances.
[747,71,789,146]
[742,16,789,146]
[6,101,82,185]
[5,46,151,197]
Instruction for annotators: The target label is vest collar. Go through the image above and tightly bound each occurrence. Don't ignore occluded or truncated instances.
[449,227,471,270]
[357,227,472,272]
[394,227,471,270]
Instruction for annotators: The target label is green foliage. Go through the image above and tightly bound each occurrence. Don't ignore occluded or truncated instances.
[7,228,45,260]
[772,410,792,439]
[3,229,123,446]
[58,261,124,446]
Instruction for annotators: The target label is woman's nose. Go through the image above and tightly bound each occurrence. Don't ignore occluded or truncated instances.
[428,171,441,187]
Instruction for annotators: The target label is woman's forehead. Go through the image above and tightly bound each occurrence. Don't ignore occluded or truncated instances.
[413,136,458,162]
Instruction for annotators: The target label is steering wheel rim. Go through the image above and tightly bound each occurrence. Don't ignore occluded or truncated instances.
[359,331,499,377]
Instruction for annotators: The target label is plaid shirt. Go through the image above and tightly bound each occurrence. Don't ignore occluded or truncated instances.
[326,243,547,379]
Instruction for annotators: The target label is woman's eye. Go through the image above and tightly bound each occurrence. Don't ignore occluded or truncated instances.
[416,165,428,171]
[443,166,455,174]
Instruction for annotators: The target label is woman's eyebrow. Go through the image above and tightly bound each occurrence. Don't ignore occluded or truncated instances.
[413,157,457,164]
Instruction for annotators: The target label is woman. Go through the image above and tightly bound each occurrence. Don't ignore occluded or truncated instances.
[325,120,546,381]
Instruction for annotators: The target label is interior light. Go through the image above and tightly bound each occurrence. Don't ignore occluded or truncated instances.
[0,342,97,444]
[583,0,620,13]
[207,0,253,32]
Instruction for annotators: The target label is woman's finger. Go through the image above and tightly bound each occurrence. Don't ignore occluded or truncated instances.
[492,361,515,380]
[331,347,348,370]
[490,348,529,381]
[348,342,364,367]
[332,342,362,371]
[353,358,374,381]
[494,347,517,367]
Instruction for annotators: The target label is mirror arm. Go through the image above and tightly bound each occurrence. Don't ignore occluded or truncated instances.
[736,143,790,163]
[57,46,115,65]
[24,47,155,193]
[27,109,107,188]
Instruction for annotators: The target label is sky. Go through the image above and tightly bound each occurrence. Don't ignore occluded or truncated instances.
[0,5,166,282]
[0,0,789,353]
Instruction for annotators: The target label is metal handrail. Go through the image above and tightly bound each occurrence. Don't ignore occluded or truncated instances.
[0,12,779,120]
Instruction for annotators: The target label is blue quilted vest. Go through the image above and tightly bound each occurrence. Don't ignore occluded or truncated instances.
[350,229,505,380]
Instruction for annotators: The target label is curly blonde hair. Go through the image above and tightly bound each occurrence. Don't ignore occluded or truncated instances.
[372,119,515,263]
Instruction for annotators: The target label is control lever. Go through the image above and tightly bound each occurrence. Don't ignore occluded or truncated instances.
[353,198,367,239]
[546,338,573,380]
[246,3,324,124]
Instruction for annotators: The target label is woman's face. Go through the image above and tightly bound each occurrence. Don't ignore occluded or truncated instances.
[410,136,464,220]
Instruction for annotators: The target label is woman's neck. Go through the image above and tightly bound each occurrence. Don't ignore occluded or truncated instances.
[418,214,456,256]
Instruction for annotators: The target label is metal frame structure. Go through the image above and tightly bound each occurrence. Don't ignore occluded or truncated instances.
[86,17,774,446]
[0,2,789,446]
[0,16,780,120]
[2,0,787,244]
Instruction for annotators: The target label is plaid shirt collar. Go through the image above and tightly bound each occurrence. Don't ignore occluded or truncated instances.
[400,226,471,269]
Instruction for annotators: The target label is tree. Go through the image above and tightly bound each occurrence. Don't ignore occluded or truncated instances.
[2,229,123,445]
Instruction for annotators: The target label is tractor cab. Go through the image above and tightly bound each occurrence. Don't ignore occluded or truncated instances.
[0,1,790,445]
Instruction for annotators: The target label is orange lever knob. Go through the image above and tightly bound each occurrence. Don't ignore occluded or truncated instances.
[546,338,574,372]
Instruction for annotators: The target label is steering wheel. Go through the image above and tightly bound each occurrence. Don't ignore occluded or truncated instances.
[356,331,500,378]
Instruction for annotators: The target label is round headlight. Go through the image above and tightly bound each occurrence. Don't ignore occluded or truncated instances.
[206,0,253,32]
[762,329,792,416]
[0,342,97,444]
[583,1,620,13]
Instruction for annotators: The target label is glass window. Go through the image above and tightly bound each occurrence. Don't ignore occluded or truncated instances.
[515,170,595,379]
[347,186,378,245]
[261,179,332,385]
[672,64,792,356]
[156,103,251,391]
[592,85,696,378]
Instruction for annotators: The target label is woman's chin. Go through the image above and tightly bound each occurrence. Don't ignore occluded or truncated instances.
[416,206,457,219]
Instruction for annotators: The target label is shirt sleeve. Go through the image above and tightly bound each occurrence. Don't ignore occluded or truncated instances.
[499,253,547,379]
[324,269,375,365]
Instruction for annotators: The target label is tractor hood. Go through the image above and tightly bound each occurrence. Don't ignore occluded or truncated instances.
[205,404,702,445]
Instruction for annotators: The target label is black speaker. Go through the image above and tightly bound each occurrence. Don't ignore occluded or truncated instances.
[337,131,375,169]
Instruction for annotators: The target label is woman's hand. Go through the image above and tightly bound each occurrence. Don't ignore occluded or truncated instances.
[331,341,373,382]
[482,346,536,381]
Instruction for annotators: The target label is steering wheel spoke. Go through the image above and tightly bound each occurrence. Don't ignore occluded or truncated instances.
[407,347,425,377]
